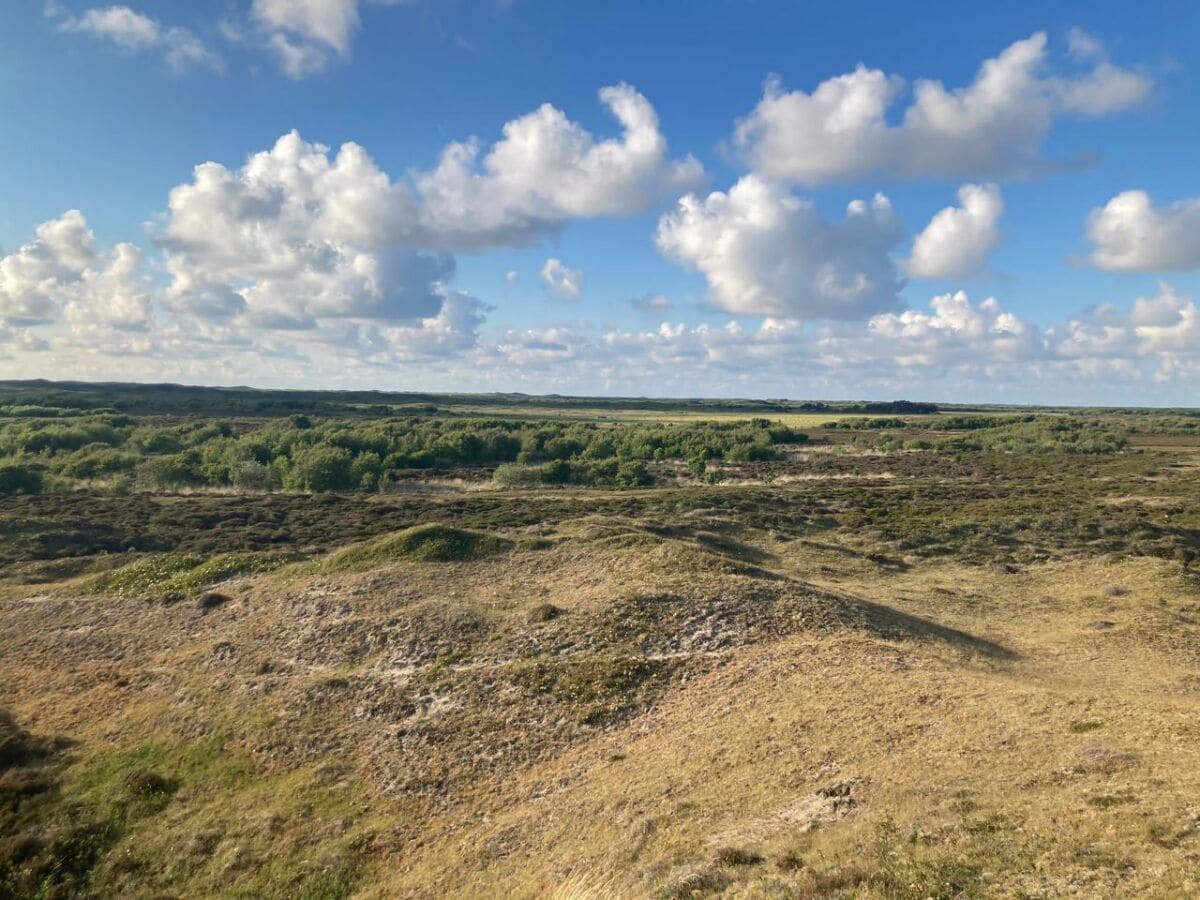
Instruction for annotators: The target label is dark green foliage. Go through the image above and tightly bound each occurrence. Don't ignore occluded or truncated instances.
[138,453,204,489]
[0,463,42,495]
[938,415,1034,430]
[849,415,1130,455]
[0,419,125,455]
[0,404,808,494]
[60,446,138,479]
[3,442,1199,573]
[492,458,654,488]
[284,446,355,492]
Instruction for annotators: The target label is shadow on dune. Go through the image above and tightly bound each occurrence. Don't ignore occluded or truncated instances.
[791,537,913,571]
[848,597,1019,661]
[641,522,779,567]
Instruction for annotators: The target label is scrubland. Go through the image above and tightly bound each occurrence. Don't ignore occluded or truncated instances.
[2,383,1199,898]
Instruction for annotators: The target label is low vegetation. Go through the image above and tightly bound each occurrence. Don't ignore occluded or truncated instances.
[3,382,1200,897]
[84,551,297,600]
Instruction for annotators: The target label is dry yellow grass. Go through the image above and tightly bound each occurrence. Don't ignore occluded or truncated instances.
[347,552,1200,897]
[4,515,1200,897]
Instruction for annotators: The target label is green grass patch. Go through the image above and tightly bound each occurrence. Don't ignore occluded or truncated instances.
[293,862,360,900]
[319,523,511,571]
[83,550,298,599]
[0,727,257,899]
[69,736,255,807]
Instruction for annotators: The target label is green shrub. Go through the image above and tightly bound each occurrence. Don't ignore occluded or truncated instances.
[285,446,355,492]
[540,459,573,484]
[615,460,653,487]
[493,462,541,487]
[137,454,203,489]
[60,446,138,479]
[230,459,273,490]
[0,463,43,495]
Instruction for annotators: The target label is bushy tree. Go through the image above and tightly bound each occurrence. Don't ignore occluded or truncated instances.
[137,454,202,489]
[285,446,355,492]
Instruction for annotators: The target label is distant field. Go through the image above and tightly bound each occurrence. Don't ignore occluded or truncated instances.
[440,404,930,426]
[3,381,1200,898]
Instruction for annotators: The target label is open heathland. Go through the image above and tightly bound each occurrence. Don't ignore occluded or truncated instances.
[2,382,1200,898]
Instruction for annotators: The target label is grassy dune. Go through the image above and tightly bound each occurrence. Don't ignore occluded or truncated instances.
[3,389,1200,897]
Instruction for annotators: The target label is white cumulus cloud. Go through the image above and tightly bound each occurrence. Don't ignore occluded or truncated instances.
[1087,191,1200,272]
[0,210,153,330]
[416,83,704,249]
[655,175,902,319]
[251,0,430,77]
[1054,284,1200,360]
[158,131,448,328]
[861,290,1033,368]
[907,183,1003,279]
[8,84,696,366]
[251,0,360,53]
[733,32,1150,185]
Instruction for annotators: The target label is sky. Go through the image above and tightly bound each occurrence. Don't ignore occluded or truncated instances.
[1,1,1199,404]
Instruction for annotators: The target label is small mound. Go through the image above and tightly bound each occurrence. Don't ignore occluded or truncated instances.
[122,770,176,798]
[323,524,511,571]
[196,592,230,612]
[526,603,565,624]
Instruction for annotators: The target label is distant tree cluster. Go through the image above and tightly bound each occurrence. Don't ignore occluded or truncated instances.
[0,412,809,494]
[855,416,1129,454]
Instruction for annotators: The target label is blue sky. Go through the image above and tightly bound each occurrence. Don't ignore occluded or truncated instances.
[1,1,1199,403]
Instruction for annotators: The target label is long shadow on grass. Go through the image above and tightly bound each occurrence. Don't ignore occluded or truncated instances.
[835,596,1018,661]
[791,537,912,571]
[806,592,1022,662]
[640,522,778,566]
